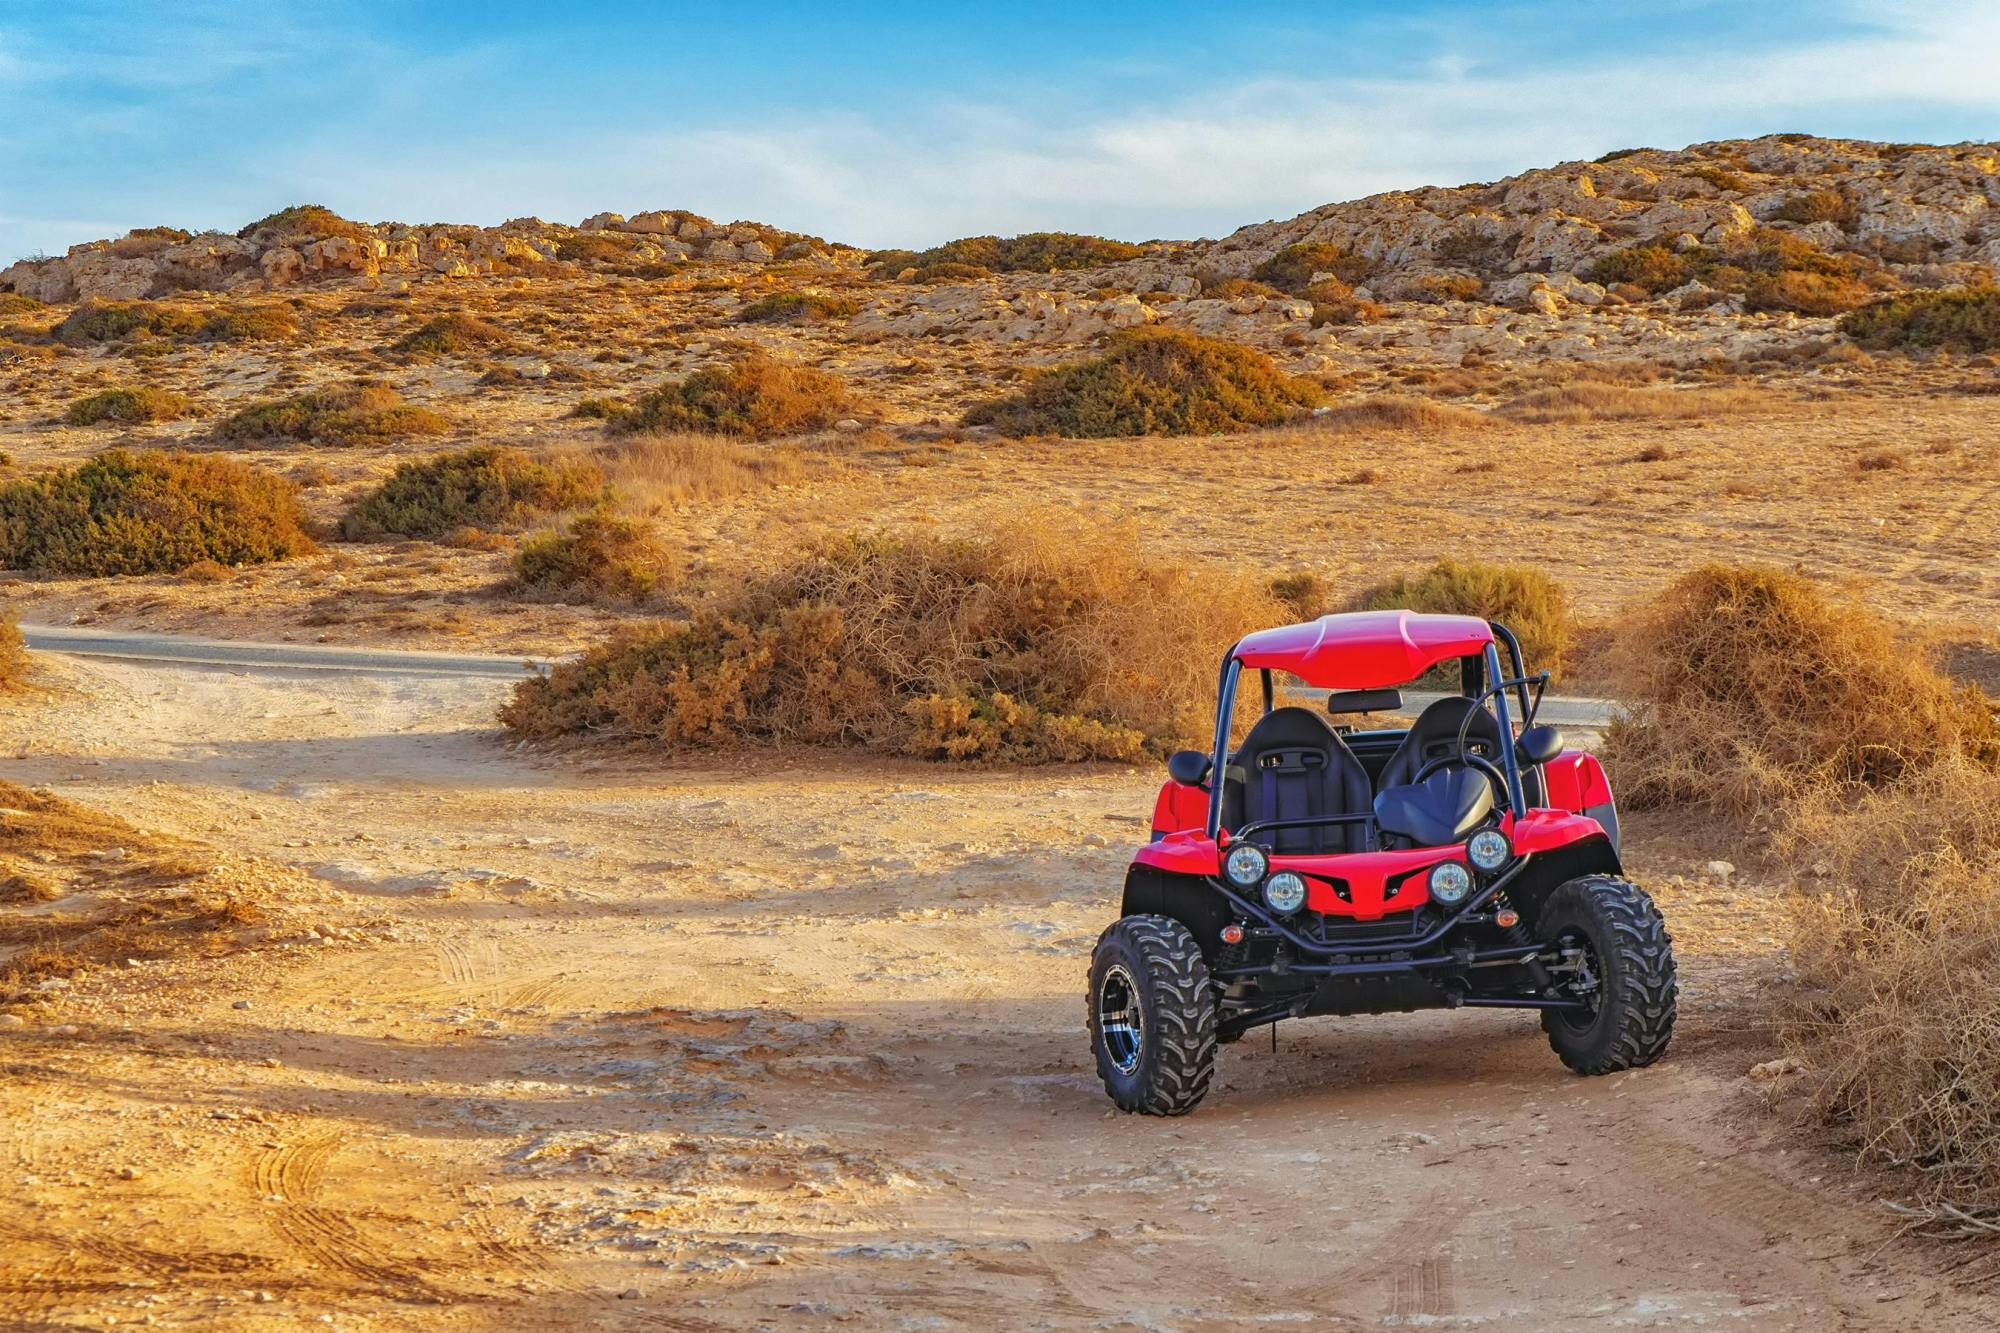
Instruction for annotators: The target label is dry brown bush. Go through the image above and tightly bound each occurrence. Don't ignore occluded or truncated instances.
[1602,566,1999,824]
[1499,383,1770,423]
[0,611,27,690]
[611,354,861,439]
[501,518,1281,762]
[1781,762,2000,1215]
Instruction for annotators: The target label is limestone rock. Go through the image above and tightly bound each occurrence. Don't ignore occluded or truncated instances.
[260,247,305,285]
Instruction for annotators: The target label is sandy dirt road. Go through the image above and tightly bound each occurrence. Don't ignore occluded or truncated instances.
[0,654,1991,1330]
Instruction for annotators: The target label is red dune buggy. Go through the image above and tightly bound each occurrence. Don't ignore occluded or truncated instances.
[1088,610,1675,1114]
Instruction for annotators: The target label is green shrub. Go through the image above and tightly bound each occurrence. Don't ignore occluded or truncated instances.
[198,306,299,342]
[1839,287,2000,352]
[53,300,295,346]
[0,294,45,318]
[236,204,372,245]
[1353,558,1575,679]
[868,232,1144,279]
[339,445,603,539]
[738,292,860,324]
[554,232,642,264]
[1772,189,1856,227]
[390,313,512,358]
[0,450,317,575]
[1682,164,1750,192]
[1198,276,1285,300]
[1253,242,1373,292]
[64,386,195,426]
[514,510,672,602]
[611,354,860,439]
[499,522,1280,762]
[216,383,450,446]
[963,329,1321,438]
[901,261,992,284]
[1305,278,1387,326]
[1583,227,1880,313]
[1411,273,1486,303]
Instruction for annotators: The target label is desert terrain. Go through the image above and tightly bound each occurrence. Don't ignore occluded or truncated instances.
[2,651,1994,1330]
[4,132,2000,1327]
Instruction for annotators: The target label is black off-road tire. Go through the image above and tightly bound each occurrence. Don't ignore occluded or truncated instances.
[1087,915,1218,1115]
[1538,875,1676,1075]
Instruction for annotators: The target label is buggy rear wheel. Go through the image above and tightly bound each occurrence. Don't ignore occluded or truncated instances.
[1087,915,1217,1115]
[1538,875,1677,1074]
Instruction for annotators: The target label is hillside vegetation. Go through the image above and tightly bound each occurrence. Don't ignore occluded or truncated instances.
[0,450,317,575]
[502,521,1279,762]
[964,329,1321,437]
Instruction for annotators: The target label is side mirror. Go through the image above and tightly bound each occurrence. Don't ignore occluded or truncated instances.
[1516,725,1565,766]
[1167,750,1213,787]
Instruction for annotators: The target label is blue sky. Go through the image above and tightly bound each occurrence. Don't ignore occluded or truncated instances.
[3,1,1998,264]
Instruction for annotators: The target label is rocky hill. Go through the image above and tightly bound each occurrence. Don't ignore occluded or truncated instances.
[3,135,1995,373]
[1185,134,1999,304]
[0,205,858,305]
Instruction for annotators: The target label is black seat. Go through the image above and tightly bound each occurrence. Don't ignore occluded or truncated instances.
[1381,696,1546,806]
[1379,696,1503,791]
[1221,707,1372,854]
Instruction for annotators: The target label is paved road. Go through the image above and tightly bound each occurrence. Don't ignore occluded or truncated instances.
[18,623,556,679]
[21,623,1620,726]
[1287,686,1620,730]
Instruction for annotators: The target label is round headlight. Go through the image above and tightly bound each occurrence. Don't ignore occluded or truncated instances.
[1223,842,1269,889]
[1428,860,1473,905]
[1263,871,1307,914]
[1467,829,1512,871]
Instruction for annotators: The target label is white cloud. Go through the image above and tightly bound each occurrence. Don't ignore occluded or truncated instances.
[7,0,2000,263]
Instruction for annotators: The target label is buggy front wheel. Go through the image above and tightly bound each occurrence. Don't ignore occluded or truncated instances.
[1087,915,1217,1115]
[1538,875,1677,1074]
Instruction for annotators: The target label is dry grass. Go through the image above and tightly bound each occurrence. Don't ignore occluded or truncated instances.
[339,445,604,540]
[963,329,1321,438]
[1498,383,1771,424]
[1354,558,1576,678]
[1781,762,2000,1216]
[0,449,318,575]
[1307,395,1490,433]
[0,779,258,1001]
[1602,566,1998,824]
[501,517,1282,762]
[599,432,812,512]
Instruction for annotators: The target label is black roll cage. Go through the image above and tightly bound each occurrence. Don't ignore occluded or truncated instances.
[1202,620,1547,845]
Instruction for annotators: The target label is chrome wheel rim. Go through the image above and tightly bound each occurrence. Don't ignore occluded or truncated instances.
[1098,964,1145,1075]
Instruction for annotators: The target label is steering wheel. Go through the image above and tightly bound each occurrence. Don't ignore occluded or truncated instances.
[1411,752,1511,802]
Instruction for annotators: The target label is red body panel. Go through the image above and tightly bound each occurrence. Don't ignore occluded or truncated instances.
[1131,807,1611,921]
[1232,610,1493,689]
[1150,780,1209,838]
[1540,749,1613,813]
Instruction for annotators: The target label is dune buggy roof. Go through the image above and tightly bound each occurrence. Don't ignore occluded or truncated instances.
[1232,610,1495,690]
